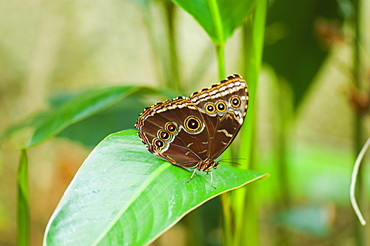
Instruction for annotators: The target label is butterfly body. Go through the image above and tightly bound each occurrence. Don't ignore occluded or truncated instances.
[135,74,248,172]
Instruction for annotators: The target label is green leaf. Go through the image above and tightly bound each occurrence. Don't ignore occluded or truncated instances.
[57,96,147,147]
[26,86,135,148]
[44,130,267,246]
[17,149,30,246]
[24,86,171,148]
[264,0,344,108]
[172,0,254,44]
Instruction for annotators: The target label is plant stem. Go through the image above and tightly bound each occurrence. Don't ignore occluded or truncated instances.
[17,149,30,246]
[221,194,232,245]
[238,1,267,244]
[274,81,293,245]
[220,1,267,245]
[215,44,226,80]
[208,0,229,243]
[239,0,267,166]
[207,0,225,79]
[142,5,164,88]
[164,0,181,92]
[207,0,224,45]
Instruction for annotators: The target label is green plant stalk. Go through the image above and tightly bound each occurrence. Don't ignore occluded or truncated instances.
[238,0,267,169]
[216,44,226,79]
[17,149,30,246]
[232,19,256,246]
[208,0,227,187]
[211,17,232,246]
[206,0,230,244]
[216,39,231,246]
[207,0,225,79]
[141,4,165,88]
[164,0,181,92]
[352,0,366,244]
[274,81,293,245]
[221,193,232,245]
[207,0,224,46]
[235,0,267,244]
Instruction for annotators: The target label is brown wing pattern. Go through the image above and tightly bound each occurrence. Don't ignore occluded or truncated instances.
[190,74,248,161]
[135,97,212,168]
[135,74,248,171]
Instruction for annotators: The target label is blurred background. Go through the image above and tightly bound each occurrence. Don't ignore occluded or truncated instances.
[1,0,370,245]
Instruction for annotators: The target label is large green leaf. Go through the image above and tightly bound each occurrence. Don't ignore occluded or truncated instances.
[172,0,254,44]
[44,130,267,245]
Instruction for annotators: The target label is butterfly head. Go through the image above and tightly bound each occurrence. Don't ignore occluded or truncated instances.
[197,160,219,171]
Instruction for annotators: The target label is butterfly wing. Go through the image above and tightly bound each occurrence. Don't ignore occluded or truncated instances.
[135,97,212,168]
[136,74,248,171]
[190,74,248,161]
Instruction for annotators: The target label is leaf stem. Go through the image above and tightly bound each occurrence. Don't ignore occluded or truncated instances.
[164,1,181,92]
[207,0,225,79]
[215,44,226,80]
[207,0,224,45]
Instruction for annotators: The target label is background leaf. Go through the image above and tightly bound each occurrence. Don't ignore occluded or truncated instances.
[26,86,134,148]
[57,96,147,147]
[264,0,344,108]
[44,129,267,246]
[172,0,255,44]
[24,86,172,148]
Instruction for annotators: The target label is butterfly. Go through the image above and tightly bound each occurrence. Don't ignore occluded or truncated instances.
[135,74,248,185]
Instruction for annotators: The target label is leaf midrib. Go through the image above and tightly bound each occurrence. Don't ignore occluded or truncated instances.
[92,161,171,245]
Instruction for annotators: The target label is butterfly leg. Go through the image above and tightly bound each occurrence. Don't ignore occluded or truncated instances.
[187,169,216,189]
[206,170,216,189]
[187,169,198,183]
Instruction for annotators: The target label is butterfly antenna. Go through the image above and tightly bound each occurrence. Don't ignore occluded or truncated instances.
[218,160,241,166]
[218,158,247,166]
[220,157,247,162]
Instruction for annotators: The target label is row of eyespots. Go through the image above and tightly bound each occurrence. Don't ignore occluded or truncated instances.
[204,96,241,114]
[152,115,205,151]
[153,122,178,151]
